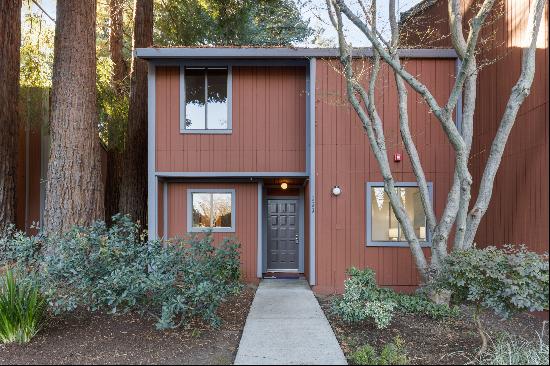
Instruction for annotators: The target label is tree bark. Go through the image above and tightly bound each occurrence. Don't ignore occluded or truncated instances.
[0,0,22,234]
[105,0,127,223]
[43,0,104,234]
[118,0,153,225]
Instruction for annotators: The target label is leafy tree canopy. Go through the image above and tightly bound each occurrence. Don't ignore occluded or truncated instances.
[154,0,312,46]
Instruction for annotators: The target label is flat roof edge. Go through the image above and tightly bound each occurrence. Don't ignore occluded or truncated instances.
[135,47,457,60]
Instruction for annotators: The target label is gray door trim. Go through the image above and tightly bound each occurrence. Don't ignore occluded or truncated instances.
[263,193,305,273]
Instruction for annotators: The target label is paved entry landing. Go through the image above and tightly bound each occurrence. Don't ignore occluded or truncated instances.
[234,279,347,365]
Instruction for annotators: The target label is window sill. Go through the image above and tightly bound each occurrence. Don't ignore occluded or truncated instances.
[366,241,432,248]
[188,227,236,233]
[180,129,232,135]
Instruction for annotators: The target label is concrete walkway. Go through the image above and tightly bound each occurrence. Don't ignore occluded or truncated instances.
[234,279,347,365]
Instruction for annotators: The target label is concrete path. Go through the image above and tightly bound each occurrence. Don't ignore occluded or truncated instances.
[234,279,347,365]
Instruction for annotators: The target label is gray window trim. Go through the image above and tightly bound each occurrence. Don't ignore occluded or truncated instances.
[366,182,433,247]
[186,188,236,233]
[180,65,232,134]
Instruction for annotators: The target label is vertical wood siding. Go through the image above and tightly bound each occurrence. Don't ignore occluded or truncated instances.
[155,66,307,173]
[164,182,258,282]
[314,58,456,294]
[402,0,549,254]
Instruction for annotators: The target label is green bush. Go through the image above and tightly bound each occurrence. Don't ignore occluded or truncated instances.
[0,270,46,344]
[350,336,409,365]
[428,245,549,354]
[1,215,242,329]
[429,245,549,318]
[332,267,458,328]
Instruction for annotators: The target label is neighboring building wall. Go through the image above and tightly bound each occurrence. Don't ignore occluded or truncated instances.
[155,66,307,173]
[159,182,259,282]
[402,0,549,253]
[313,58,457,293]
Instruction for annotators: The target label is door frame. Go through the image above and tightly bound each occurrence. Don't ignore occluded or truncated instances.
[262,191,305,273]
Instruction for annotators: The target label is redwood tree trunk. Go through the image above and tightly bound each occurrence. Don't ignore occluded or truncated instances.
[105,0,127,223]
[44,0,104,234]
[118,0,153,225]
[0,0,22,234]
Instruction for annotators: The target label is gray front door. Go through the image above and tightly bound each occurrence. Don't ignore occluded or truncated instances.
[267,199,299,271]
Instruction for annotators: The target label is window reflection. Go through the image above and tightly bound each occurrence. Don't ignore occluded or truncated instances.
[184,67,228,130]
[371,186,427,242]
[185,68,206,129]
[192,193,211,227]
[191,192,233,229]
[213,193,232,227]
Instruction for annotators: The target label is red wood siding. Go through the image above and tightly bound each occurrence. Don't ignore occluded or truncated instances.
[313,58,456,294]
[163,182,258,282]
[16,123,42,235]
[155,66,307,173]
[402,0,549,254]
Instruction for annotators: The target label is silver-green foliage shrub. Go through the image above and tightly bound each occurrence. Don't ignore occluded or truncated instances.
[429,245,549,318]
[332,267,458,329]
[479,331,549,365]
[0,215,242,329]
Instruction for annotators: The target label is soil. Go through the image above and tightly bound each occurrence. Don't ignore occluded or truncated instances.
[0,285,256,365]
[317,295,549,365]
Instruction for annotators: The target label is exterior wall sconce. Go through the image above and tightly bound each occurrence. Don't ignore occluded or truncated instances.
[332,185,342,196]
[280,182,288,190]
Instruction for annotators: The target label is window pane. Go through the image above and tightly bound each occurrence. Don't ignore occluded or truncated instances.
[371,187,392,241]
[192,193,211,227]
[370,186,427,242]
[185,68,206,129]
[212,193,232,227]
[207,68,228,129]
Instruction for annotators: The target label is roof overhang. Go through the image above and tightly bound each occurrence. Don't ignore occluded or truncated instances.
[135,47,457,60]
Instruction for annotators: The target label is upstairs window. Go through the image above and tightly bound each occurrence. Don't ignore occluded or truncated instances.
[182,67,231,133]
[366,182,431,247]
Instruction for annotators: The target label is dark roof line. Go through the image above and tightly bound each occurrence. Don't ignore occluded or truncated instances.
[135,47,457,60]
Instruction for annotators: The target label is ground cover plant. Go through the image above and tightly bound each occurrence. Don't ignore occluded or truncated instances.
[0,215,243,331]
[0,270,46,344]
[349,336,409,365]
[332,267,459,329]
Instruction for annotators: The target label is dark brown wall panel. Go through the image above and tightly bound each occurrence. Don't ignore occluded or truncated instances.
[155,66,307,173]
[165,182,258,282]
[313,58,456,294]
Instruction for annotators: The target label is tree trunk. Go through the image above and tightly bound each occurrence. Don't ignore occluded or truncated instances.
[43,0,104,234]
[105,0,127,223]
[0,0,22,234]
[118,0,153,225]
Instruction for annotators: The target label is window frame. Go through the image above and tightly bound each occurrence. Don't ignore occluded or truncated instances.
[180,66,232,134]
[187,188,236,233]
[366,182,433,247]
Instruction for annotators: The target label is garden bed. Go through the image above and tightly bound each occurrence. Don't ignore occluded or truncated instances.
[0,285,256,365]
[318,295,548,365]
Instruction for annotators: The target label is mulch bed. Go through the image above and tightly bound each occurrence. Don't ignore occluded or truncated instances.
[0,285,256,365]
[317,295,549,365]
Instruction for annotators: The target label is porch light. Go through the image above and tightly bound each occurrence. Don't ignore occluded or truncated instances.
[332,185,342,196]
[280,182,288,190]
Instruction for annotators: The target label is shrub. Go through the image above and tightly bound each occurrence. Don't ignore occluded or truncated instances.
[428,245,549,354]
[332,267,458,328]
[350,336,409,365]
[479,331,549,365]
[2,215,242,330]
[0,270,46,344]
